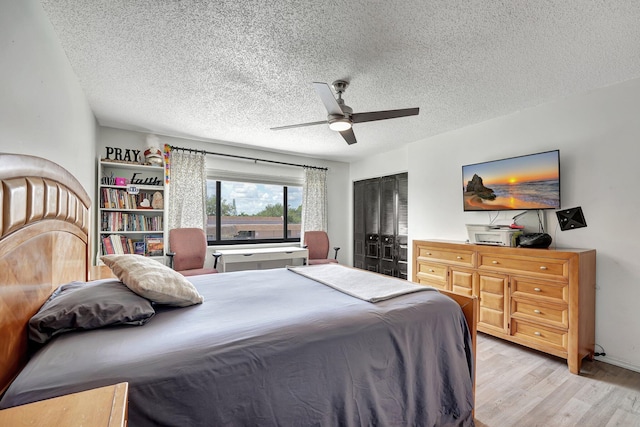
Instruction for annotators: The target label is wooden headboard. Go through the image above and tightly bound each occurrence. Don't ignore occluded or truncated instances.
[0,153,91,395]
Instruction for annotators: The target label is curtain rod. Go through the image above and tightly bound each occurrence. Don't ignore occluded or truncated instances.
[168,145,328,171]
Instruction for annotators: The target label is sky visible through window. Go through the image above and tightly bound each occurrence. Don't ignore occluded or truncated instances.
[207,181,302,215]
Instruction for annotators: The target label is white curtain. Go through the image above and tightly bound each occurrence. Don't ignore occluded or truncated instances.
[168,150,207,230]
[301,168,327,240]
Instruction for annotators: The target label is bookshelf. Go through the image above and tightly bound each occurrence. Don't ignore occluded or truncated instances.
[98,160,166,262]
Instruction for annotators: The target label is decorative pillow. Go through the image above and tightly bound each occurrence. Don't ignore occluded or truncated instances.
[101,254,204,307]
[29,279,155,344]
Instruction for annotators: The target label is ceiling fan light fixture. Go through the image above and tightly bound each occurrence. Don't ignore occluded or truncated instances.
[328,118,352,132]
[271,80,419,146]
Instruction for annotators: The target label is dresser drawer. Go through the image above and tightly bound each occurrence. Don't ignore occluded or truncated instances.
[511,319,568,351]
[451,268,475,296]
[415,261,448,284]
[415,278,448,291]
[415,246,474,267]
[511,298,568,329]
[478,253,568,279]
[511,277,568,304]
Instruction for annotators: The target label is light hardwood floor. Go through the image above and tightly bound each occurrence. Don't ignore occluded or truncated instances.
[474,333,640,427]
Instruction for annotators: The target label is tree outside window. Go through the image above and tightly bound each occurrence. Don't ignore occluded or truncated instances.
[206,179,302,244]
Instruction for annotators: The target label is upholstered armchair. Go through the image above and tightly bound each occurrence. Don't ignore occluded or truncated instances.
[304,231,340,265]
[167,228,221,276]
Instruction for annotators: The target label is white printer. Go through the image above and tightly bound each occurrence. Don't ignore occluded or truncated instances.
[465,224,521,247]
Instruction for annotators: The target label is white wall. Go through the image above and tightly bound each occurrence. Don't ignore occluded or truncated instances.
[402,78,640,372]
[350,145,409,181]
[0,1,96,190]
[97,127,352,266]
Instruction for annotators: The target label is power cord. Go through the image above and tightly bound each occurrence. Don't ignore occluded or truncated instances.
[552,221,559,250]
[488,211,499,225]
[594,344,606,357]
[537,209,545,233]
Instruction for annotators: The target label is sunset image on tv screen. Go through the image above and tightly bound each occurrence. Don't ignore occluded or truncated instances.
[462,150,560,211]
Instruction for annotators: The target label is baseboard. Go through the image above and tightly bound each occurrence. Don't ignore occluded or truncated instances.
[596,355,640,374]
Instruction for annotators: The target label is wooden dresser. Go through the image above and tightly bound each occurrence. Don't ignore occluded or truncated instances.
[412,240,596,374]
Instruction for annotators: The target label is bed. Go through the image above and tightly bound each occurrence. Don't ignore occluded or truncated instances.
[0,153,477,426]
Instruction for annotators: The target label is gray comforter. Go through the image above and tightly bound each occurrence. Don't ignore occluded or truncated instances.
[1,268,474,426]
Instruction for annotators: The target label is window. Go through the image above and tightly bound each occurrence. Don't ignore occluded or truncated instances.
[206,179,302,244]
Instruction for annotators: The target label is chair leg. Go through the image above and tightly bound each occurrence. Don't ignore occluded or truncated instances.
[212,252,222,269]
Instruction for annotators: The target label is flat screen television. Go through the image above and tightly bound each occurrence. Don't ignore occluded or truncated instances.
[462,150,560,211]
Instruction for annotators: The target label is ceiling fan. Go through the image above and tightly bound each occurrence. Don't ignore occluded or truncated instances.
[270,80,420,145]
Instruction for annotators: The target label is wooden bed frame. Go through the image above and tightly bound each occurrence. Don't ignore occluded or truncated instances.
[0,154,91,395]
[440,288,478,408]
[0,153,477,408]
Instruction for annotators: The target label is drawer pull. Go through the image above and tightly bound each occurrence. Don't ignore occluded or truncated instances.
[534,331,542,336]
[425,252,431,256]
[533,309,541,314]
[492,260,499,264]
[534,287,541,292]
[456,256,462,259]
[428,269,435,273]
[539,266,548,270]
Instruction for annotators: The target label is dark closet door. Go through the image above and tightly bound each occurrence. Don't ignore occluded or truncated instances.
[353,172,407,278]
[379,175,396,276]
[396,173,409,279]
[363,178,381,273]
[353,180,366,270]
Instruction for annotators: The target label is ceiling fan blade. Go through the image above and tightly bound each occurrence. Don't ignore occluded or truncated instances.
[313,82,344,116]
[339,127,357,145]
[270,120,328,131]
[352,107,419,124]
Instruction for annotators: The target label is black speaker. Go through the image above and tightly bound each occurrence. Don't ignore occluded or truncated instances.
[518,233,553,248]
[556,207,587,231]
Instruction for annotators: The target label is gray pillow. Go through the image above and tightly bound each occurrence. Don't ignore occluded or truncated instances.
[29,279,155,344]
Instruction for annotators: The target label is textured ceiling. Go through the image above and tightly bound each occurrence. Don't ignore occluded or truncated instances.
[40,1,640,163]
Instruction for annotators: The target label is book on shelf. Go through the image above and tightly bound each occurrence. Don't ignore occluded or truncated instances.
[101,188,143,210]
[112,235,123,254]
[145,235,164,257]
[100,211,163,233]
[134,241,146,255]
[119,235,130,254]
[102,236,115,255]
[102,234,141,256]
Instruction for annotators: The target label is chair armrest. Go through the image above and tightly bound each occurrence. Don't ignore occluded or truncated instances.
[212,252,222,269]
[166,252,175,269]
[333,247,340,259]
